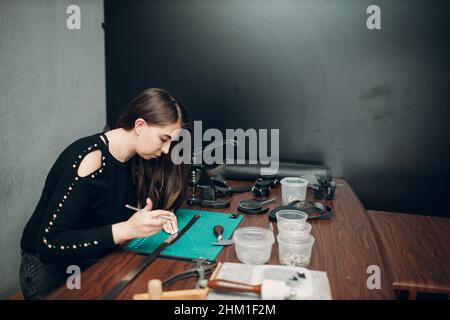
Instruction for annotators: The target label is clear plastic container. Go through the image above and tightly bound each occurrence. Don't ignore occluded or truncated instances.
[280,177,308,205]
[276,210,309,236]
[233,227,275,265]
[277,220,312,236]
[277,233,315,268]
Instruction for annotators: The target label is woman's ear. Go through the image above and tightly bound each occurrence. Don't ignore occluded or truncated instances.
[134,118,146,135]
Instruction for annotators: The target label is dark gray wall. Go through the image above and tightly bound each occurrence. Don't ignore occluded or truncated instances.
[104,0,450,217]
[0,0,106,298]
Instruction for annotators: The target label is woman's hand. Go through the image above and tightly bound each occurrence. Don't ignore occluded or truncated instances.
[141,197,178,235]
[112,198,178,244]
[161,207,178,235]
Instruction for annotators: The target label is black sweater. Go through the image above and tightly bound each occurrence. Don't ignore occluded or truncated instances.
[21,132,137,264]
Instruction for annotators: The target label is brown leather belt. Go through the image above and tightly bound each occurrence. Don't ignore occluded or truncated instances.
[102,213,201,300]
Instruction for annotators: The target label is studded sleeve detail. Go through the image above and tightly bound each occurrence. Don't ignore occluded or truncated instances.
[36,144,115,264]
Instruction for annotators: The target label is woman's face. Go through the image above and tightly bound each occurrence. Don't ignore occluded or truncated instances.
[135,119,182,160]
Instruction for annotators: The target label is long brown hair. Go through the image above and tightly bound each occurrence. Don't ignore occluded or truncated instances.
[116,88,191,210]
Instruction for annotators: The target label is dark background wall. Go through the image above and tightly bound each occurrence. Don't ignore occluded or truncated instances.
[104,0,450,217]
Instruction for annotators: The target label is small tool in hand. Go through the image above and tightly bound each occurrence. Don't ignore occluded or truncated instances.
[125,204,173,222]
[211,225,234,246]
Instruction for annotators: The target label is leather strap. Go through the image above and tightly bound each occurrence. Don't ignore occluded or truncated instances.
[269,201,333,222]
[289,201,334,220]
[102,213,201,300]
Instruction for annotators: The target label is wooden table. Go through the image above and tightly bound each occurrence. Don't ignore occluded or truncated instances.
[47,178,395,299]
[368,210,450,299]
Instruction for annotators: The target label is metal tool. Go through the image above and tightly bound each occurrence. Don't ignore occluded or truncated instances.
[211,175,253,197]
[161,258,217,288]
[188,164,230,208]
[251,178,272,197]
[313,176,337,200]
[195,260,206,288]
[132,262,223,300]
[125,204,173,222]
[211,225,234,246]
[102,213,201,300]
[187,140,238,208]
[237,197,277,214]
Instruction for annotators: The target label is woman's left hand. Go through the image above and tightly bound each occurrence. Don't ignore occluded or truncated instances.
[141,197,178,235]
[162,211,178,234]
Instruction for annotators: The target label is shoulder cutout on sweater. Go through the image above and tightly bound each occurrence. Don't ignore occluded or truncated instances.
[77,150,102,177]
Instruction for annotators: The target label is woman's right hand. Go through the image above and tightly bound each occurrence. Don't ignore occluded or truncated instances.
[112,198,174,244]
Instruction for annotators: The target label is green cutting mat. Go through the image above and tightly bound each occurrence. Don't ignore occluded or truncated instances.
[123,208,243,261]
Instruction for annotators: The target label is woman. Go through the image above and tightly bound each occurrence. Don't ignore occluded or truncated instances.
[20,88,190,299]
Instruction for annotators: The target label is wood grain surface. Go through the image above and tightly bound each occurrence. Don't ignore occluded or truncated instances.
[47,178,395,299]
[368,210,450,298]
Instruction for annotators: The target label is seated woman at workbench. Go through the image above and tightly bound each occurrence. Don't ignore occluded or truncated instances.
[19,88,190,299]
